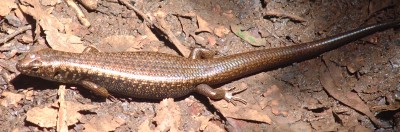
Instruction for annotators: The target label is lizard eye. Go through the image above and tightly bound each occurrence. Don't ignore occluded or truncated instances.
[29,60,42,71]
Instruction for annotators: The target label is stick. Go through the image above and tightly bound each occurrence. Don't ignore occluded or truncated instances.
[119,0,190,57]
[0,25,32,44]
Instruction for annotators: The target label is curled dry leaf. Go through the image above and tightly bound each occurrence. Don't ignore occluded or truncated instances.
[0,92,24,107]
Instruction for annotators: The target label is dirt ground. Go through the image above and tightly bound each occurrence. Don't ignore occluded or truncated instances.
[1,0,400,131]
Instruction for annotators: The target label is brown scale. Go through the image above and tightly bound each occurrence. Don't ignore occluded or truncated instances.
[16,20,400,104]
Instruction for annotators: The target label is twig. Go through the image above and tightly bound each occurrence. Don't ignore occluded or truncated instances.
[57,85,68,132]
[119,0,190,57]
[65,0,91,27]
[264,10,306,22]
[0,25,32,44]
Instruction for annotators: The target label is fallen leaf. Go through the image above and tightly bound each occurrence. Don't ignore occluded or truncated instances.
[153,98,181,131]
[319,63,387,128]
[0,0,17,16]
[214,26,230,37]
[231,25,267,46]
[212,101,272,124]
[0,92,24,107]
[52,101,98,126]
[19,1,86,53]
[195,16,212,33]
[190,33,207,45]
[45,30,85,52]
[26,100,98,128]
[83,115,125,132]
[26,107,58,127]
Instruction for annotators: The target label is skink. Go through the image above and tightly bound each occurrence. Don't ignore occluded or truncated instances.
[16,21,400,103]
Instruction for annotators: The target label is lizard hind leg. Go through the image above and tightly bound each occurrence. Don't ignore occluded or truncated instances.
[189,48,216,59]
[195,84,247,105]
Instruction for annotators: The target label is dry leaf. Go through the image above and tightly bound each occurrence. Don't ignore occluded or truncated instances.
[319,63,386,128]
[26,107,58,127]
[44,30,85,52]
[153,98,181,131]
[190,33,207,45]
[0,0,17,16]
[212,101,272,124]
[0,92,24,107]
[195,16,212,33]
[26,100,98,128]
[19,1,86,53]
[231,25,267,46]
[214,26,230,37]
[83,115,126,132]
[52,101,98,126]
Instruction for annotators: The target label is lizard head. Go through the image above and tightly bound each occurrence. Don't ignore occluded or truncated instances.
[16,49,60,81]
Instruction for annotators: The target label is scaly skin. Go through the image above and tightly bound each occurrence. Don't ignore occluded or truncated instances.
[16,20,400,103]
